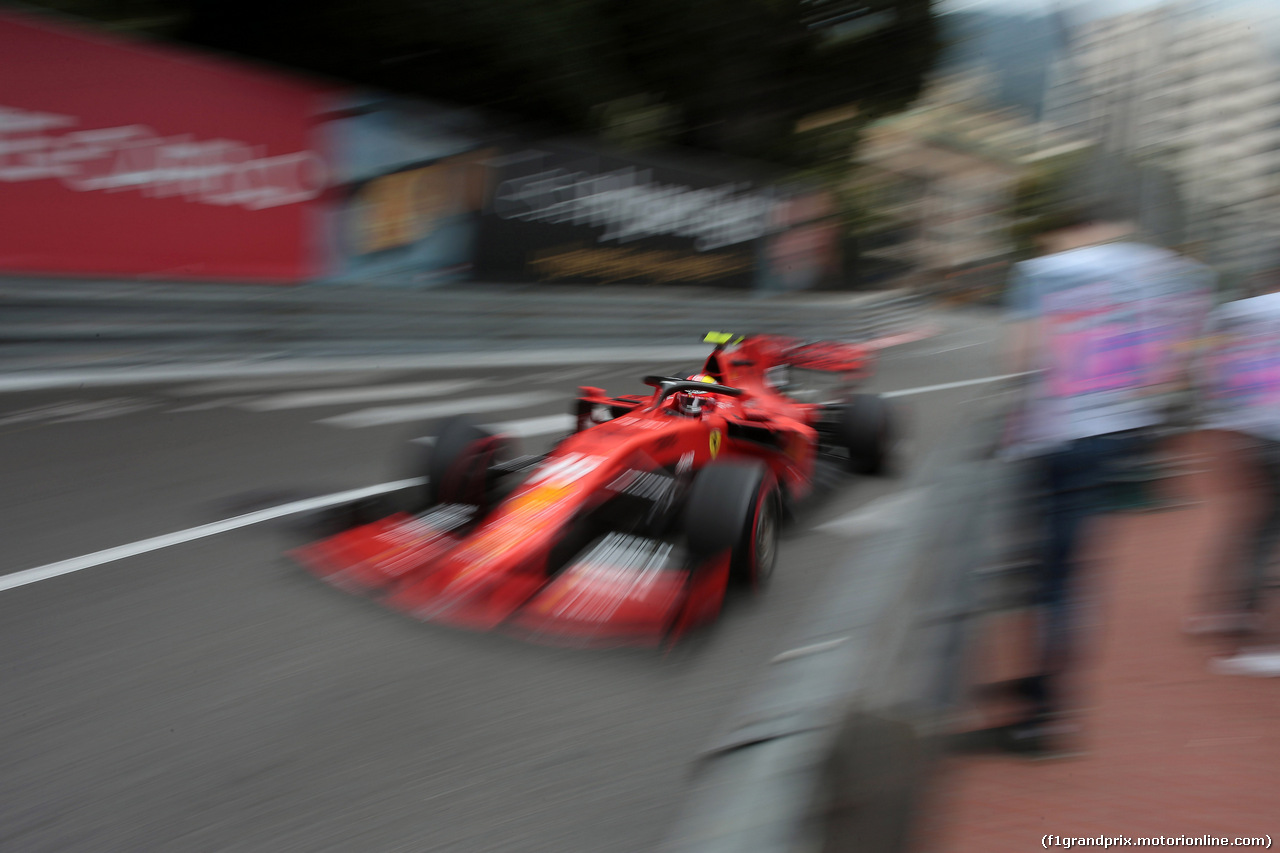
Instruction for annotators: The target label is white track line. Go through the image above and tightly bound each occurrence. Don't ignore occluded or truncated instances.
[0,347,713,393]
[519,367,598,384]
[0,478,426,594]
[0,326,945,396]
[861,324,942,350]
[412,413,577,445]
[881,373,1029,398]
[320,391,558,429]
[771,637,849,663]
[814,489,926,537]
[487,413,577,438]
[242,379,480,411]
[169,372,404,397]
[168,396,256,413]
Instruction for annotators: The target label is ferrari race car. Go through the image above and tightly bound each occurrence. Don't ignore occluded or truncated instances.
[291,332,895,648]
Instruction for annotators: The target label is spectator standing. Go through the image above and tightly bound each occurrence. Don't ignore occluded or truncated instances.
[1191,271,1280,677]
[999,206,1214,752]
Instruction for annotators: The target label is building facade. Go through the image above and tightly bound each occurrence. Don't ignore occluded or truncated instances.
[854,73,1026,295]
[1044,5,1280,277]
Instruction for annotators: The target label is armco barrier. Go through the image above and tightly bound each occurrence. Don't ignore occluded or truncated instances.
[660,393,1008,853]
[0,281,929,362]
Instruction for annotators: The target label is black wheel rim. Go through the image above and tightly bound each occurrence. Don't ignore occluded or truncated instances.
[754,496,778,584]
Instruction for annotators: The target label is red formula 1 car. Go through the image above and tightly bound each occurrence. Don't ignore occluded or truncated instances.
[291,333,895,648]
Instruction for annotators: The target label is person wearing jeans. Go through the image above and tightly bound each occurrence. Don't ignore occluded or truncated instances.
[1019,429,1155,724]
[998,207,1214,751]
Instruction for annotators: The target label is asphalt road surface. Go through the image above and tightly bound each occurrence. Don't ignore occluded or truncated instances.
[0,313,1003,853]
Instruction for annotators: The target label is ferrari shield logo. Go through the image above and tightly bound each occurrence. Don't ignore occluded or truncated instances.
[709,430,722,458]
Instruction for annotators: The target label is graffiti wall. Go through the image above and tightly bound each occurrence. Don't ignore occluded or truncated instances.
[756,191,843,292]
[0,10,333,282]
[320,96,491,285]
[0,10,845,291]
[474,142,778,288]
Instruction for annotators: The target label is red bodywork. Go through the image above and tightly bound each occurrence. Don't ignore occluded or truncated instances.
[292,335,873,647]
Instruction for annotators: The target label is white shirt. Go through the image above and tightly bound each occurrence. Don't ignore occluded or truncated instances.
[1005,241,1214,454]
[1200,291,1280,442]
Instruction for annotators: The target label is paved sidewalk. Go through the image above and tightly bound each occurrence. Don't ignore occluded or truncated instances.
[915,431,1279,851]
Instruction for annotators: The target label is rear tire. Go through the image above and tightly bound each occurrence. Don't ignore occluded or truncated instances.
[838,394,893,476]
[684,461,781,589]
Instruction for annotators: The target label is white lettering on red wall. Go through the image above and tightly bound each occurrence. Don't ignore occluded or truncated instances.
[0,105,328,210]
[492,162,777,251]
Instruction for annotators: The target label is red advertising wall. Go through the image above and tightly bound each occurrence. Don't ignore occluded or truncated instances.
[0,10,335,282]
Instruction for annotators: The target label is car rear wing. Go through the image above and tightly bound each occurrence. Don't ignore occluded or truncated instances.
[782,340,873,376]
[704,332,874,379]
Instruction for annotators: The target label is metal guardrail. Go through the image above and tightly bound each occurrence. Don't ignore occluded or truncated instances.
[0,280,929,358]
[660,394,1007,853]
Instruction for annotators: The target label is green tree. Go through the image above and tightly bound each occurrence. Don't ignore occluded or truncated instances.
[1010,147,1093,259]
[22,0,939,168]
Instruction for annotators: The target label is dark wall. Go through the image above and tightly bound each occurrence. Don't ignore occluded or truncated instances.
[474,140,778,288]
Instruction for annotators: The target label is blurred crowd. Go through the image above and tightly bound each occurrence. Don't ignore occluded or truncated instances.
[980,201,1280,758]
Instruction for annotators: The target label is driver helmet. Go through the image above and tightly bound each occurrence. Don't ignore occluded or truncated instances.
[675,374,717,416]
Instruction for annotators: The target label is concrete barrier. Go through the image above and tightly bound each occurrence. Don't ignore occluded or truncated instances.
[660,395,1007,853]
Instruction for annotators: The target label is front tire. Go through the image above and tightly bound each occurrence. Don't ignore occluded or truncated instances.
[420,416,508,511]
[684,461,781,589]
